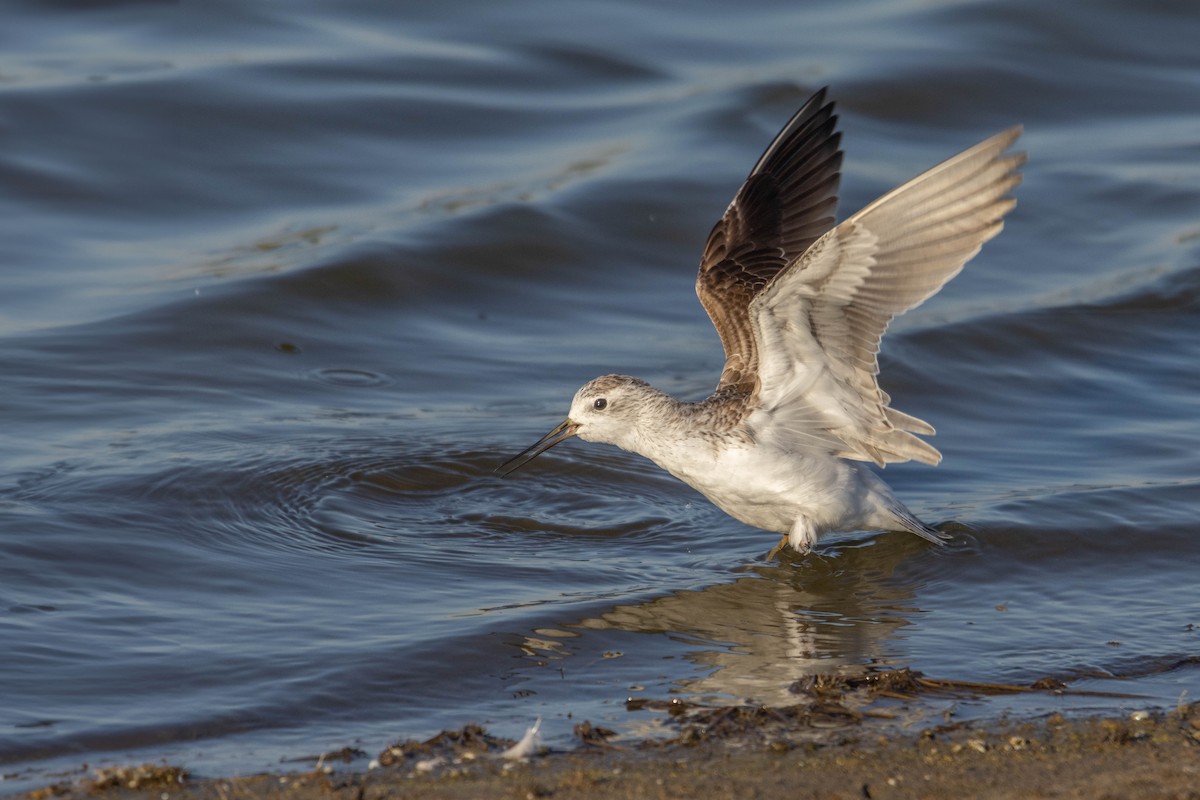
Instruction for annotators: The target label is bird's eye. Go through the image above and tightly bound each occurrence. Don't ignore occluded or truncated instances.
[593,398,608,411]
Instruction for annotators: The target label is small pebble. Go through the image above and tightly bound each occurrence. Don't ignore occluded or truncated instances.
[415,757,445,774]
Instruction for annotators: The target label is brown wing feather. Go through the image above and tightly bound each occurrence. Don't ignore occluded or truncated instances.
[696,88,843,394]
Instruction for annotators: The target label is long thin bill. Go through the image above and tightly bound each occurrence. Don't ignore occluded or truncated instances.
[495,419,578,476]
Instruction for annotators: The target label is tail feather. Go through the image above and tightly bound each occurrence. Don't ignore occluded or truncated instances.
[890,507,953,545]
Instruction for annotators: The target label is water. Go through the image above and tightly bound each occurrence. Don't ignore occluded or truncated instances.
[3,0,1199,790]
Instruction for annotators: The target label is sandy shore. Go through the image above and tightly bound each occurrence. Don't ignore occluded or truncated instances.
[22,693,1199,800]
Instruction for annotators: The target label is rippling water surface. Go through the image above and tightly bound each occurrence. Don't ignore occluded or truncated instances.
[3,0,1199,790]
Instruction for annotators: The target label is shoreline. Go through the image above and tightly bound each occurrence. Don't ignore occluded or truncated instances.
[21,694,1199,800]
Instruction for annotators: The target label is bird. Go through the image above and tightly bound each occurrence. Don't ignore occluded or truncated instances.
[496,87,1024,558]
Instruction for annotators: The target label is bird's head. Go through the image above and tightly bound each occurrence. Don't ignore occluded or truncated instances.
[495,375,658,475]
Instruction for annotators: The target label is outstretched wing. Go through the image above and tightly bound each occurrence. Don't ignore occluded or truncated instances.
[696,88,843,395]
[747,127,1025,466]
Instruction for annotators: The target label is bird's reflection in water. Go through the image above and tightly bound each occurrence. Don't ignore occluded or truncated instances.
[536,532,936,706]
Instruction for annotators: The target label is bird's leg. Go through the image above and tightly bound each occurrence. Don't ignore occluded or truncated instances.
[766,517,819,560]
[765,535,789,561]
[787,516,818,555]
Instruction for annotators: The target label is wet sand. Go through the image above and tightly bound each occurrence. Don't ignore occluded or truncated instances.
[23,696,1199,800]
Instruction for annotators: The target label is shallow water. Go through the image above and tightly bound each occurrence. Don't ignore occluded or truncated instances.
[2,0,1199,791]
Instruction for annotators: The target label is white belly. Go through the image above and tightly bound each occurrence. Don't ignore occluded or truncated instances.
[654,439,882,536]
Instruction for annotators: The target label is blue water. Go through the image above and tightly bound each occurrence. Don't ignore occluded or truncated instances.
[3,0,1199,791]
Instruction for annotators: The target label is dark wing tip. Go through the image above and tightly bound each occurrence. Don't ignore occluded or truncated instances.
[746,86,838,179]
